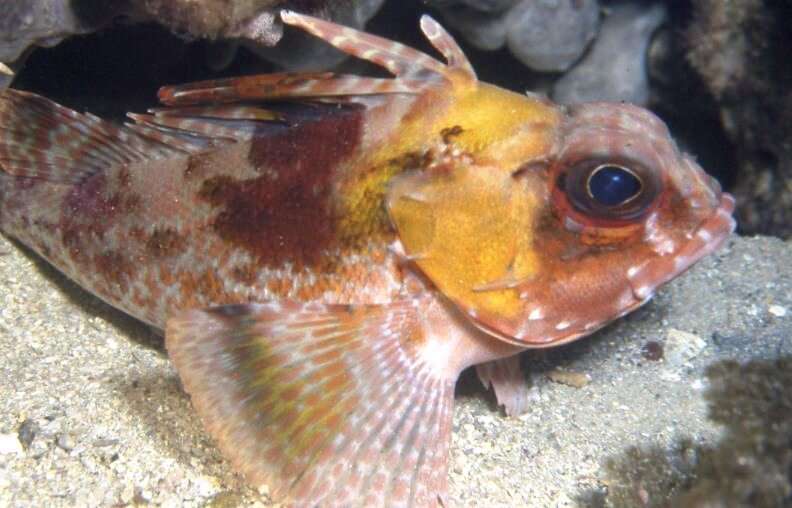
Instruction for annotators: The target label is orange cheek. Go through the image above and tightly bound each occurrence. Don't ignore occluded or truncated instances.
[577,224,644,246]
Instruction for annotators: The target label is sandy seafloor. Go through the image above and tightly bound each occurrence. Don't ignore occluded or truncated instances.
[0,234,790,507]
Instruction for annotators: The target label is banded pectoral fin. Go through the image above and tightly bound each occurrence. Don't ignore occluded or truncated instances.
[165,301,456,507]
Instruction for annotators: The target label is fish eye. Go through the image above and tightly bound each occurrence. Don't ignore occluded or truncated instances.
[556,159,661,223]
[586,164,642,206]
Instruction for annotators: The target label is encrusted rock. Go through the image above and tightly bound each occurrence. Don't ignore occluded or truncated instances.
[247,0,385,70]
[438,7,508,51]
[427,0,517,12]
[0,0,387,88]
[684,0,792,238]
[506,0,600,73]
[0,0,115,63]
[552,1,666,105]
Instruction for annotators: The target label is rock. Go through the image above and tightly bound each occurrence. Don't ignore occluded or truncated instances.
[684,0,792,238]
[17,419,38,449]
[552,1,666,105]
[0,433,23,455]
[665,329,707,368]
[434,0,517,12]
[427,0,515,50]
[0,0,116,91]
[546,368,590,388]
[247,0,386,71]
[0,0,387,90]
[0,1,115,64]
[127,0,383,47]
[56,433,76,452]
[506,0,600,73]
[437,7,508,51]
[642,340,664,361]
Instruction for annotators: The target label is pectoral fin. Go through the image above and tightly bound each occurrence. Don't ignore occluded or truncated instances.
[476,355,531,417]
[165,301,455,507]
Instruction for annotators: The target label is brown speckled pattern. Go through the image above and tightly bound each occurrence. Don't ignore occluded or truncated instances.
[0,94,407,329]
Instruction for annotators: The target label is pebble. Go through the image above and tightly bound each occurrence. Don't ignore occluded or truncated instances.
[119,483,136,504]
[0,433,23,455]
[547,368,591,388]
[664,328,707,368]
[506,0,600,72]
[641,340,665,361]
[56,433,76,452]
[93,438,119,447]
[553,1,666,105]
[207,491,246,507]
[17,418,38,449]
[769,305,787,317]
[454,0,517,12]
[248,0,385,70]
[440,8,508,51]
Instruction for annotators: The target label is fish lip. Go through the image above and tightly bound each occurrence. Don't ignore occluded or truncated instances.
[626,192,736,302]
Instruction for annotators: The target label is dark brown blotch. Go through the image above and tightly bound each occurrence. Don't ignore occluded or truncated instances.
[207,304,253,319]
[60,174,141,241]
[146,227,185,259]
[94,250,137,293]
[440,125,464,144]
[196,107,363,270]
[388,150,433,173]
[231,262,259,286]
[184,152,216,180]
[246,104,363,176]
[179,270,230,308]
[118,167,131,188]
[642,340,664,361]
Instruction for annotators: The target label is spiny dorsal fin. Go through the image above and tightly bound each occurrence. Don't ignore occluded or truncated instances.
[159,12,477,109]
[0,90,218,183]
[419,15,477,80]
[158,72,427,106]
[166,301,456,507]
[280,10,475,81]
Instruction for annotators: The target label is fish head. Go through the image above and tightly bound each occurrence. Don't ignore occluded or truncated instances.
[388,99,735,347]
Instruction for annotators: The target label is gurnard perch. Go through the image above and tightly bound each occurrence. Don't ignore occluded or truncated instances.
[0,11,734,507]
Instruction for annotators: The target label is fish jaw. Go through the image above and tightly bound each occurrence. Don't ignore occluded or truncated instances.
[389,101,735,347]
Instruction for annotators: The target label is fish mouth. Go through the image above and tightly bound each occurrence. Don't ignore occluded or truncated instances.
[625,192,736,303]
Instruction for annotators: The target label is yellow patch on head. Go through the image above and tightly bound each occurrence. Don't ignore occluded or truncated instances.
[388,161,548,320]
[383,83,561,320]
[335,79,560,245]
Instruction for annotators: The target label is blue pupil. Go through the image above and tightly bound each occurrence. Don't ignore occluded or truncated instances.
[587,166,642,206]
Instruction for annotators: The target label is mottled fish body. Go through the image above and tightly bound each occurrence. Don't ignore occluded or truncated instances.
[0,12,734,507]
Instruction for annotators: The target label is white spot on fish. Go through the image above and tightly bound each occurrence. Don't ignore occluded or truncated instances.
[673,255,691,272]
[696,229,713,242]
[626,265,642,279]
[633,285,653,300]
[528,308,544,320]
